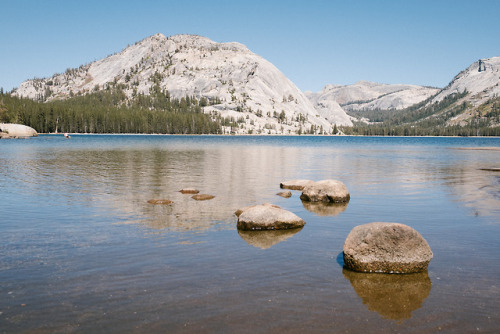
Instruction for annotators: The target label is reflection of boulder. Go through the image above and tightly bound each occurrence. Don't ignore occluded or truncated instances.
[301,201,348,216]
[238,228,303,249]
[236,204,305,230]
[300,179,350,203]
[343,269,432,320]
[343,222,433,273]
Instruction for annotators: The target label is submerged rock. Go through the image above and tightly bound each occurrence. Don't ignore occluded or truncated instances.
[147,199,174,205]
[300,179,350,203]
[237,204,305,230]
[179,188,200,194]
[276,191,292,198]
[192,194,215,201]
[280,179,314,190]
[343,222,433,274]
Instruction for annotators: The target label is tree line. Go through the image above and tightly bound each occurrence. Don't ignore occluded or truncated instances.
[0,87,222,134]
[344,91,500,136]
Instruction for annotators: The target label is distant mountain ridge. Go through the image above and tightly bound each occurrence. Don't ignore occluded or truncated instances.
[306,81,439,112]
[11,33,500,134]
[14,33,349,134]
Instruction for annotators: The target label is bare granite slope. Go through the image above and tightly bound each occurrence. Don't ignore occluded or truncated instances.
[15,33,351,134]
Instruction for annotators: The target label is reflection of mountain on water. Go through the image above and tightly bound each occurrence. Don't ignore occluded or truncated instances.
[21,141,308,234]
[343,269,432,321]
[441,156,500,218]
[301,201,348,216]
[238,228,303,249]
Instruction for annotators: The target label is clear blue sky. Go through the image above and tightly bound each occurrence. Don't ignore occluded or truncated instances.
[1,0,499,92]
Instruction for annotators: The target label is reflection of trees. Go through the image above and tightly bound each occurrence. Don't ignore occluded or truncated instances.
[343,268,432,321]
[238,228,303,249]
[301,201,348,216]
[20,141,306,234]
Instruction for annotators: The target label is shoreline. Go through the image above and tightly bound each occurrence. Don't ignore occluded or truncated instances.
[37,132,500,139]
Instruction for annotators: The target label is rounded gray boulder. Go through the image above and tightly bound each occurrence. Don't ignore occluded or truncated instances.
[343,222,433,274]
[237,204,305,231]
[300,179,350,203]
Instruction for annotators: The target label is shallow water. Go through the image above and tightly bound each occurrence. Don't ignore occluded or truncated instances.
[1,135,500,333]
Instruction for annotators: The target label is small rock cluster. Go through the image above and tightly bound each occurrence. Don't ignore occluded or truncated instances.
[236,179,350,231]
[240,179,433,274]
[147,179,433,274]
[147,188,215,205]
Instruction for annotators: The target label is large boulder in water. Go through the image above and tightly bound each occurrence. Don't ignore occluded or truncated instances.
[0,123,38,138]
[236,204,305,230]
[343,222,433,274]
[300,179,350,203]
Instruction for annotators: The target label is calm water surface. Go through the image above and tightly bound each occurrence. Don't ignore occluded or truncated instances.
[1,135,500,333]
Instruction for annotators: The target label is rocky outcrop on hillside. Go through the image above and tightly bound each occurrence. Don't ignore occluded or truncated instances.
[427,57,500,127]
[432,57,500,105]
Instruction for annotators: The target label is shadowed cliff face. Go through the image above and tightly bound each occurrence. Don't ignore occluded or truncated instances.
[343,269,432,321]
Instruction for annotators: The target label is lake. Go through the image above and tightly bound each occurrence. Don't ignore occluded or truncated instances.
[1,135,500,333]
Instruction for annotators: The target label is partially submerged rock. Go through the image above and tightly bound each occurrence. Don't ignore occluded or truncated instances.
[343,222,433,274]
[480,168,500,172]
[276,191,292,198]
[192,194,215,201]
[147,199,174,205]
[0,123,38,138]
[300,179,350,203]
[237,204,305,230]
[280,179,314,190]
[179,188,200,194]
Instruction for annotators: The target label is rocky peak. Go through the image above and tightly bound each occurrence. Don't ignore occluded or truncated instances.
[14,33,353,134]
[431,56,500,105]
